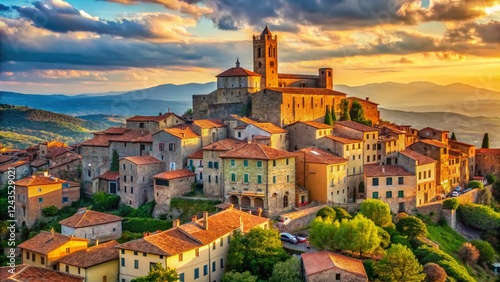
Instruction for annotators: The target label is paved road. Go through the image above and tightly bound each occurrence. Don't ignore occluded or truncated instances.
[282,241,318,253]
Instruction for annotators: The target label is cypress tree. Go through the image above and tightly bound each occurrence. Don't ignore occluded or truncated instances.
[451,132,457,141]
[324,107,333,125]
[110,150,119,172]
[482,133,490,148]
[340,99,351,121]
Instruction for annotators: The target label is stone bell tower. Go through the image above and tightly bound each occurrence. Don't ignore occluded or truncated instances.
[253,25,278,88]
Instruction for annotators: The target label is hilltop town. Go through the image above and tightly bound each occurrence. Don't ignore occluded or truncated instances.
[1,27,500,282]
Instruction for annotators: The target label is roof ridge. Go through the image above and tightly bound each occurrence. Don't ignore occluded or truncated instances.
[74,209,88,229]
[176,225,205,245]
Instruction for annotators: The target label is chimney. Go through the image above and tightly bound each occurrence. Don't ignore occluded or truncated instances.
[191,215,197,223]
[43,171,49,177]
[181,133,185,138]
[51,227,55,237]
[229,204,234,210]
[167,108,171,113]
[173,219,180,228]
[239,216,244,232]
[203,211,209,230]
[159,112,162,116]
[366,97,370,101]
[95,239,99,246]
[257,208,262,217]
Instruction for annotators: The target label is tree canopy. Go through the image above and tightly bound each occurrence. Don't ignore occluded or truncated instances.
[110,149,119,172]
[349,100,372,126]
[396,216,427,240]
[470,239,495,264]
[375,244,425,282]
[359,199,392,227]
[269,256,303,282]
[451,132,457,141]
[334,214,381,257]
[339,99,351,121]
[309,216,339,251]
[221,271,257,282]
[481,133,489,148]
[131,263,178,282]
[423,263,447,282]
[324,107,333,125]
[316,206,336,221]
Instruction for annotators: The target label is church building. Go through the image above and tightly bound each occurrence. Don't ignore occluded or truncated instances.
[192,26,347,127]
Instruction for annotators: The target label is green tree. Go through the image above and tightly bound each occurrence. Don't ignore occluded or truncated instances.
[458,204,500,230]
[359,199,392,227]
[227,228,289,280]
[316,206,336,221]
[333,207,352,221]
[339,99,351,121]
[222,271,257,282]
[451,132,457,141]
[183,108,193,116]
[309,217,339,251]
[423,263,446,282]
[375,244,425,282]
[332,109,337,122]
[486,174,496,185]
[467,180,484,189]
[442,198,459,210]
[470,239,495,264]
[349,100,371,125]
[396,216,427,240]
[41,205,59,217]
[324,107,333,125]
[131,263,178,282]
[378,226,391,249]
[477,188,492,206]
[269,256,303,282]
[481,133,489,148]
[110,149,119,172]
[458,242,479,265]
[334,214,380,257]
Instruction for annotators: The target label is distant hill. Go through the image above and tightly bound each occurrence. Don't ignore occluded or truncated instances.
[0,105,124,149]
[380,108,500,148]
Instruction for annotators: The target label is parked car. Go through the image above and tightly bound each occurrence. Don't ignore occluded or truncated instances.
[280,232,298,244]
[453,186,462,192]
[293,234,307,243]
[276,216,291,227]
[451,191,460,197]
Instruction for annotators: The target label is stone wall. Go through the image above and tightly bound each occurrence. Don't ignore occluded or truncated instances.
[207,102,244,119]
[278,205,326,233]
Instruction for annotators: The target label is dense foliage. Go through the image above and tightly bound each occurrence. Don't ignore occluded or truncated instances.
[467,181,484,189]
[268,257,303,282]
[477,188,492,206]
[414,245,475,282]
[375,244,425,282]
[110,150,119,172]
[91,192,120,211]
[222,271,257,282]
[333,207,352,221]
[423,263,447,282]
[458,242,479,265]
[486,174,496,185]
[41,205,59,217]
[339,99,351,121]
[359,199,392,227]
[131,263,178,282]
[396,216,427,240]
[349,100,372,126]
[469,239,495,264]
[324,107,333,125]
[334,214,381,257]
[316,206,335,221]
[443,198,459,210]
[458,204,500,230]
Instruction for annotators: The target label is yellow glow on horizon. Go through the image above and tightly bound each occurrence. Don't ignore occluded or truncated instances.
[485,4,500,14]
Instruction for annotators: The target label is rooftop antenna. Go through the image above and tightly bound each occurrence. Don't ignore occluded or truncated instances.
[235,57,240,68]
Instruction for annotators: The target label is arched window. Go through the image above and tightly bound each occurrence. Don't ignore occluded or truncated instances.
[268,46,271,57]
[302,97,305,108]
[258,62,262,68]
[258,47,261,58]
[283,193,289,208]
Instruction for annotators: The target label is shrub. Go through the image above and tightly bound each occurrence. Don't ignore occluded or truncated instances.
[423,263,447,282]
[91,192,120,211]
[363,260,378,281]
[470,239,495,264]
[414,245,475,282]
[477,188,493,206]
[437,259,475,282]
[486,174,496,185]
[316,207,336,221]
[333,207,352,221]
[458,204,500,230]
[41,205,59,217]
[122,218,172,233]
[443,198,459,210]
[458,242,479,265]
[467,180,484,189]
[396,216,427,240]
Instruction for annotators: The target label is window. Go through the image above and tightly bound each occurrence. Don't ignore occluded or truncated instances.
[124,175,127,182]
[215,175,218,183]
[26,251,29,259]
[41,256,45,265]
[287,175,290,182]
[257,175,262,184]
[62,197,68,203]
[220,258,224,268]
[372,178,379,186]
[366,144,370,150]
[418,172,422,180]
[38,197,43,203]
[194,268,200,279]
[231,173,236,182]
[244,174,249,183]
[398,177,404,185]
[428,170,431,177]
[212,261,216,272]
[367,156,370,162]
[121,249,125,254]
[373,134,375,139]
[208,161,213,168]
[168,143,175,151]
[134,251,138,256]
[372,192,379,199]
[123,164,126,170]
[424,171,427,178]
[179,273,185,282]
[203,265,208,276]
[398,190,404,198]
[134,259,139,269]
[121,258,125,266]
[212,242,216,250]
[353,167,356,174]
[179,253,183,261]
[273,160,277,166]
[273,176,276,183]
[220,238,224,247]
[208,175,211,183]
[243,160,249,167]
[286,158,289,165]
[131,187,134,194]
[230,159,235,166]
[366,134,369,139]
[66,247,70,254]
[283,195,289,207]
[65,265,69,272]
[336,273,341,280]
[257,161,262,168]
[386,177,393,185]
[372,144,376,150]
[386,191,392,198]
[156,179,169,186]
[143,252,147,257]
[214,162,219,169]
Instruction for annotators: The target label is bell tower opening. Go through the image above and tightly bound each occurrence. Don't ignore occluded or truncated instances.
[253,25,278,88]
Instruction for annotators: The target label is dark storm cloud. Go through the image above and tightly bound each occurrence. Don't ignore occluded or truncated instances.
[11,1,161,39]
[0,4,11,11]
[445,20,500,44]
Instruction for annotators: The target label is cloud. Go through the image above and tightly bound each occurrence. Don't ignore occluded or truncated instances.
[11,0,196,40]
[100,0,211,17]
[0,4,11,11]
[393,57,415,64]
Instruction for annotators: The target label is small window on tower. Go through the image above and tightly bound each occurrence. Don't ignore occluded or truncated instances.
[258,62,262,68]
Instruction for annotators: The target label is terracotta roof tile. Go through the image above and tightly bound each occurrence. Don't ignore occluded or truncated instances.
[220,143,296,160]
[81,128,151,147]
[56,241,119,268]
[192,119,227,129]
[126,113,178,122]
[0,155,13,164]
[187,149,204,159]
[364,164,414,177]
[418,139,449,148]
[302,251,367,278]
[31,159,48,167]
[97,170,119,181]
[449,148,464,157]
[132,133,153,143]
[50,154,82,169]
[154,169,195,180]
[122,156,162,165]
[45,147,71,159]
[347,96,379,105]
[399,149,436,165]
[285,121,334,129]
[163,126,200,139]
[267,87,347,96]
[0,264,84,282]
[59,208,122,228]
[18,231,88,255]
[448,139,475,148]
[102,127,129,135]
[476,148,500,155]
[335,121,379,133]
[202,138,247,151]
[216,67,261,77]
[420,127,449,134]
[297,148,348,164]
[0,160,28,172]
[80,134,112,147]
[109,129,151,143]
[323,134,363,144]
[15,175,65,186]
[230,115,286,134]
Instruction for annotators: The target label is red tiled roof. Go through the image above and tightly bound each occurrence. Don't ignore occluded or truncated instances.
[476,148,500,155]
[80,134,112,147]
[49,154,82,169]
[187,149,204,159]
[0,264,84,282]
[81,128,151,147]
[220,143,296,160]
[364,164,414,177]
[298,148,348,164]
[202,138,247,151]
[0,160,28,172]
[230,115,287,134]
[324,134,363,144]
[59,208,122,228]
[216,67,261,77]
[419,139,449,148]
[285,121,334,129]
[132,133,153,143]
[15,175,65,186]
[126,113,177,122]
[347,96,379,105]
[163,126,200,139]
[153,169,195,180]
[98,171,119,181]
[302,251,367,278]
[192,119,227,129]
[122,156,162,165]
[0,155,13,164]
[335,120,379,133]
[399,149,436,165]
[448,139,475,148]
[449,148,464,157]
[55,241,119,268]
[278,73,318,79]
[18,231,88,255]
[266,87,347,96]
[109,129,150,143]
[101,127,129,135]
[420,127,449,134]
[31,159,48,167]
[45,147,71,159]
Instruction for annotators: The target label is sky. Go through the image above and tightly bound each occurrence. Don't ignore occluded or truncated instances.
[1,0,499,94]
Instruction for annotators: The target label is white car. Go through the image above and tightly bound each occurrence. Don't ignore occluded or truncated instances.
[276,216,291,227]
[451,191,460,197]
[280,232,298,244]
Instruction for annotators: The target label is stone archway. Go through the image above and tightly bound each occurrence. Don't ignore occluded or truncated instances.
[241,196,251,207]
[229,195,239,205]
[254,197,264,209]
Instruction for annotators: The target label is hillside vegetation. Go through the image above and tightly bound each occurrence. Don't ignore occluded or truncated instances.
[0,104,124,148]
